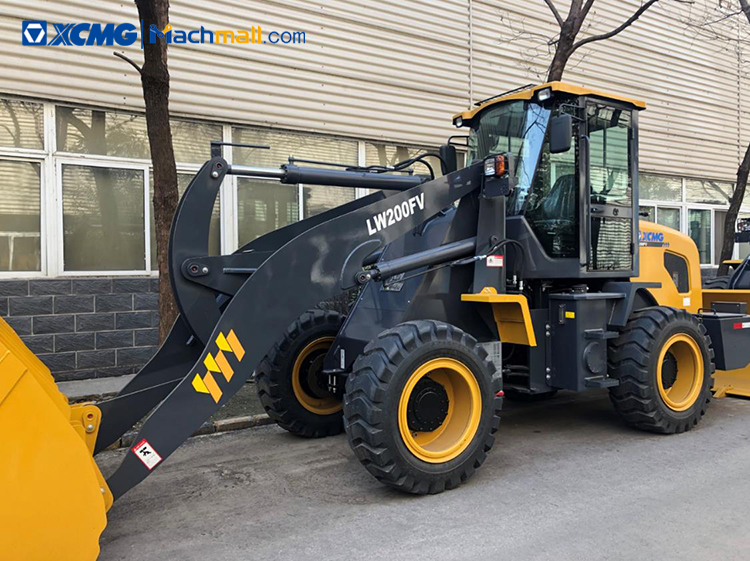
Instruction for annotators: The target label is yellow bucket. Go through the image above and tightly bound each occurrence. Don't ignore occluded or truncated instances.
[703,289,750,398]
[0,317,111,560]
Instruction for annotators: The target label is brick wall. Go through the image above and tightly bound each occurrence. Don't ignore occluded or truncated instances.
[0,278,159,381]
[0,269,725,382]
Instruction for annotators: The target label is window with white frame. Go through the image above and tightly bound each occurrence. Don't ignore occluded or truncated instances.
[0,99,45,273]
[364,141,443,178]
[0,94,486,278]
[149,172,221,269]
[639,205,683,232]
[639,172,746,266]
[231,126,359,245]
[55,105,223,273]
[61,163,145,271]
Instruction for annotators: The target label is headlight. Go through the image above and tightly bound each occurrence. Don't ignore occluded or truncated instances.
[537,87,552,101]
[453,116,463,128]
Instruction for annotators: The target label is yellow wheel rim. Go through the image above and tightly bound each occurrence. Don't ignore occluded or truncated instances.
[398,357,482,464]
[292,336,342,415]
[656,333,704,412]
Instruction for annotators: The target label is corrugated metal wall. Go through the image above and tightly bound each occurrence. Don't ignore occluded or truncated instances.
[0,0,745,179]
[742,39,750,164]
[473,0,744,180]
[0,0,470,146]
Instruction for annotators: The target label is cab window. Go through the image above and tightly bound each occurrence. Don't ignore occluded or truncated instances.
[519,106,579,258]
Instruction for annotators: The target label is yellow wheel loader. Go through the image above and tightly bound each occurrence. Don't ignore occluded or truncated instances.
[3,82,750,558]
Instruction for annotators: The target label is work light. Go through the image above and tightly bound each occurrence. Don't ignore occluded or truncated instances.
[537,87,552,101]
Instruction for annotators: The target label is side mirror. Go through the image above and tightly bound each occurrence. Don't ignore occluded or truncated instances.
[549,114,573,154]
[439,144,458,174]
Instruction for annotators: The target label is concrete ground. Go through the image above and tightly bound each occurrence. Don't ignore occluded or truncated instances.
[97,390,750,561]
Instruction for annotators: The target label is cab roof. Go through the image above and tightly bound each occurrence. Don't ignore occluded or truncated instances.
[453,82,646,124]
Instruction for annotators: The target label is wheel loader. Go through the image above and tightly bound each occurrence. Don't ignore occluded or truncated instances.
[4,81,750,559]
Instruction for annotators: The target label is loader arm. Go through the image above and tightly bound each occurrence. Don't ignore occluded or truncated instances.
[105,157,482,500]
[94,174,388,453]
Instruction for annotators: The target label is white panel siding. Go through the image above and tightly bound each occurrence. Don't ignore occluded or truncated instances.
[472,0,743,181]
[0,0,468,146]
[744,46,748,167]
[0,0,744,179]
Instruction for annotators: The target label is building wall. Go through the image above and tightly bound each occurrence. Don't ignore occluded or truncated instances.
[0,0,746,177]
[0,0,470,147]
[476,1,744,180]
[0,278,158,381]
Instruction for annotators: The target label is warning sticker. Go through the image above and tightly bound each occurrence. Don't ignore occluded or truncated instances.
[132,439,162,470]
[486,255,504,268]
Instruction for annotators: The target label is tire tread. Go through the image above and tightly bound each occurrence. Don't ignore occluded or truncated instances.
[256,308,345,438]
[343,320,502,494]
[608,306,714,434]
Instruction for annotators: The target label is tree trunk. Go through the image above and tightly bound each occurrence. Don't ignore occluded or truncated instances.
[718,142,750,276]
[546,21,577,81]
[135,0,179,342]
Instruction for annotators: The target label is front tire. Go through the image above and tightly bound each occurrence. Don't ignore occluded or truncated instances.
[256,309,345,438]
[608,307,714,434]
[343,320,502,494]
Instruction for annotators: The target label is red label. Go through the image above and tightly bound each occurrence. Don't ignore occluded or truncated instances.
[132,438,162,470]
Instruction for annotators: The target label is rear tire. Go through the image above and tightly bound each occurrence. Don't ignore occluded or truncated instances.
[703,275,730,289]
[343,320,502,494]
[256,309,345,438]
[608,307,714,434]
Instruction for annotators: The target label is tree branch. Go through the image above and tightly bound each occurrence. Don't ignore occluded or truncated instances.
[543,0,565,27]
[580,0,597,21]
[570,0,661,53]
[113,51,143,75]
[741,0,750,26]
[699,8,744,26]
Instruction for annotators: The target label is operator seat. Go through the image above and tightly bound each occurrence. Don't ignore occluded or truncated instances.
[526,173,577,258]
[542,173,576,222]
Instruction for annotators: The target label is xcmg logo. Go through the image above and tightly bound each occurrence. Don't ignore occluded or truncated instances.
[638,230,669,247]
[639,230,665,243]
[22,20,138,47]
[22,21,47,45]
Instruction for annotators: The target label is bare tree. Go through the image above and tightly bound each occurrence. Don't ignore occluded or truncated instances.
[115,0,179,342]
[682,0,750,275]
[502,0,687,82]
[716,1,749,276]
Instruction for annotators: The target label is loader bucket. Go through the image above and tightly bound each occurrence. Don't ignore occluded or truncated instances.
[703,289,750,398]
[0,317,112,560]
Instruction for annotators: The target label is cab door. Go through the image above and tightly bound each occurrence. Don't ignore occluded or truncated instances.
[585,102,636,273]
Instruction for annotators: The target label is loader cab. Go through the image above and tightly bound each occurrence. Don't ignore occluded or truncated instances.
[454,82,646,279]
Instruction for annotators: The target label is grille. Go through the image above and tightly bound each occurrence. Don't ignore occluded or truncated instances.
[590,216,632,271]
